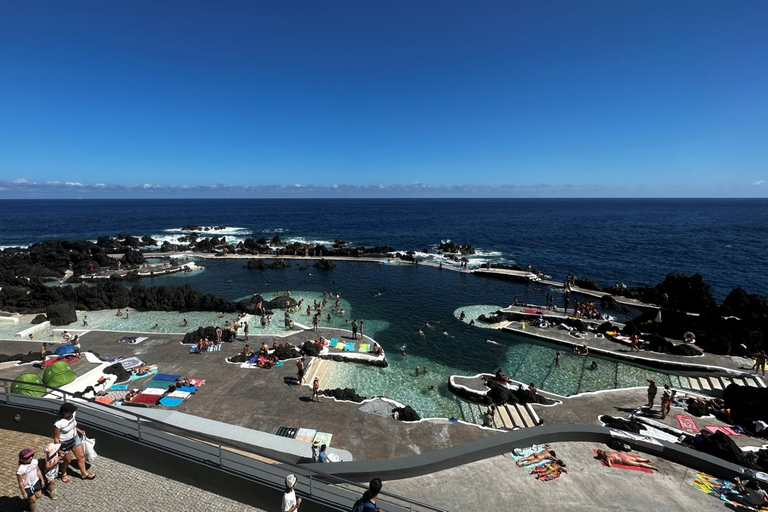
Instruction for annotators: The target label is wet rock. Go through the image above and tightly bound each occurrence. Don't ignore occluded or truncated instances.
[181,326,236,344]
[46,302,77,325]
[31,314,48,324]
[320,387,365,403]
[301,341,322,357]
[246,259,267,270]
[487,382,519,405]
[273,345,300,360]
[668,343,703,356]
[437,242,476,255]
[393,405,421,421]
[268,295,297,310]
[313,259,336,270]
[237,295,267,315]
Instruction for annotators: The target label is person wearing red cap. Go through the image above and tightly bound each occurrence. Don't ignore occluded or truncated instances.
[17,448,44,511]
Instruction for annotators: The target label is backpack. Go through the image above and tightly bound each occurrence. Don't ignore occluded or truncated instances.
[351,498,377,512]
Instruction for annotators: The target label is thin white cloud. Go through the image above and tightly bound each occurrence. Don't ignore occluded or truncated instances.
[753,180,764,186]
[11,178,27,184]
[65,181,84,187]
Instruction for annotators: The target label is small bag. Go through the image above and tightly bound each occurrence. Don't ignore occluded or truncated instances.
[82,434,98,464]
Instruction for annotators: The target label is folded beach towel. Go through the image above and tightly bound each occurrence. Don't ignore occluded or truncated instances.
[129,367,158,380]
[109,384,128,391]
[335,342,345,350]
[95,397,115,405]
[104,390,130,400]
[330,337,338,344]
[187,378,205,386]
[359,343,368,353]
[152,373,182,382]
[177,386,197,393]
[140,387,167,396]
[345,342,356,351]
[159,397,184,407]
[274,361,284,367]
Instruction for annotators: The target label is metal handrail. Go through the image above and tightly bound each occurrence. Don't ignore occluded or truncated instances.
[0,376,445,512]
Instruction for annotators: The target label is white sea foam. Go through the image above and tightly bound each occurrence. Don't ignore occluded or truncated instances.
[261,227,288,234]
[283,236,341,248]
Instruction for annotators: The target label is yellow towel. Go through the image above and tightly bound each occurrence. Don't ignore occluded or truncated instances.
[359,343,368,353]
[335,342,345,350]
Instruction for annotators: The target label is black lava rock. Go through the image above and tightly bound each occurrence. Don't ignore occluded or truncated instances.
[46,302,77,325]
[313,259,336,270]
[320,387,365,402]
[31,314,48,324]
[393,405,421,421]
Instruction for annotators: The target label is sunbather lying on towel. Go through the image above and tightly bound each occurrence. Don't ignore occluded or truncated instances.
[516,446,556,467]
[531,460,567,480]
[595,449,658,470]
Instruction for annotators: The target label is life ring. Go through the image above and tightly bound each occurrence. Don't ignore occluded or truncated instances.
[683,332,696,344]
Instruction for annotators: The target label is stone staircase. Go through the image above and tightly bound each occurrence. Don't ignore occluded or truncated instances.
[458,401,541,430]
[677,374,765,394]
[303,358,330,386]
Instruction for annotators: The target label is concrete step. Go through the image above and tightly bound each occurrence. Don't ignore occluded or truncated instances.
[719,377,733,388]
[516,403,535,428]
[746,377,760,388]
[497,404,515,429]
[688,378,701,391]
[524,403,541,426]
[709,377,723,390]
[699,378,712,391]
[505,404,523,429]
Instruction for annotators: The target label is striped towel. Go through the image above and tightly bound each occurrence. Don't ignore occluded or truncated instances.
[359,343,368,353]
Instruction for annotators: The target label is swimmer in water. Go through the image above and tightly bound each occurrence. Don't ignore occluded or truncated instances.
[442,330,453,338]
[418,329,425,338]
[401,345,407,356]
[374,292,383,297]
[424,322,433,329]
[415,366,419,375]
[485,339,501,346]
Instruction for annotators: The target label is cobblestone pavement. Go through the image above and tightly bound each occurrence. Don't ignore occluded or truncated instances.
[0,428,266,512]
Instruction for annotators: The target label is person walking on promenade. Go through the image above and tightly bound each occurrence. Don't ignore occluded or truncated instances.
[243,321,249,342]
[282,474,302,512]
[353,478,383,512]
[53,403,96,480]
[296,358,305,385]
[43,443,60,500]
[17,448,44,511]
[646,379,658,409]
[360,321,364,339]
[351,320,358,339]
[312,377,322,403]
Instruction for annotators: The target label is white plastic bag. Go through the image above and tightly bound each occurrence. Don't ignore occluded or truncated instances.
[82,434,97,464]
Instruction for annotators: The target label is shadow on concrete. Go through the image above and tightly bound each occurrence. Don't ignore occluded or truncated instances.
[0,496,27,512]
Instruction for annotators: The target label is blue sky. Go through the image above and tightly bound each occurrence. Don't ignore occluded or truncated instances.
[0,1,766,197]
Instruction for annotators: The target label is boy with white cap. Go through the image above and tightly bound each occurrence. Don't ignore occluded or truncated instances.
[282,474,302,512]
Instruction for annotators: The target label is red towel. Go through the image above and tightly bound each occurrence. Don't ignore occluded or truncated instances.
[703,426,746,437]
[593,449,653,473]
[675,414,700,433]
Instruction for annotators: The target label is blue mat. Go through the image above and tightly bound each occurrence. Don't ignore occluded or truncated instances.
[159,397,184,407]
[152,373,182,382]
[177,386,197,393]
[344,342,356,351]
[510,447,551,468]
[109,384,128,390]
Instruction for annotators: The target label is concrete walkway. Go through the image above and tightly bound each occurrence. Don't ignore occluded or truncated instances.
[384,441,725,512]
[0,428,265,512]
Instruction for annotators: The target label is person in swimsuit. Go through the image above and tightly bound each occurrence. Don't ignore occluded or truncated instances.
[515,446,557,467]
[595,449,657,470]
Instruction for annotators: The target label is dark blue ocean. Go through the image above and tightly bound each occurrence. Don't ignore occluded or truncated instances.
[2,199,768,414]
[1,199,766,299]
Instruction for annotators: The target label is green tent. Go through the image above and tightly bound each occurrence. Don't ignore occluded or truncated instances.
[11,373,47,397]
[43,361,76,388]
